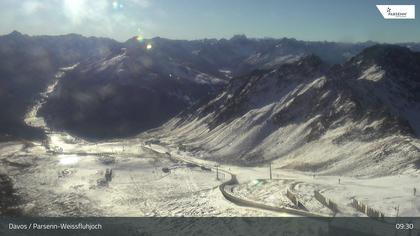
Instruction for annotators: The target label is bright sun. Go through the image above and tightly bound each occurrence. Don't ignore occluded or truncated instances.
[64,0,86,24]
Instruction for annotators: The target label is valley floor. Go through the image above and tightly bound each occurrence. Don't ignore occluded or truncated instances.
[0,138,284,217]
[1,129,420,217]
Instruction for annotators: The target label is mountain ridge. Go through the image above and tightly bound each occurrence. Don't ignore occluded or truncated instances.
[151,45,419,175]
[1,32,420,142]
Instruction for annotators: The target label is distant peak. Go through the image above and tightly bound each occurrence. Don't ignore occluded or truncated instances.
[361,44,411,57]
[230,34,248,41]
[353,44,418,68]
[8,30,23,37]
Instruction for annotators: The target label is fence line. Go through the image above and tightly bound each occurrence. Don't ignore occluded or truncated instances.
[314,190,339,215]
[286,189,308,211]
[351,198,385,219]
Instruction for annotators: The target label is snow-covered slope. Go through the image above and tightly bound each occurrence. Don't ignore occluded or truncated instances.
[40,43,227,139]
[3,31,419,141]
[337,45,420,136]
[154,45,420,176]
[0,31,120,141]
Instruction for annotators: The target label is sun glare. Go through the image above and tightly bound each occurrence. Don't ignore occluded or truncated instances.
[136,35,144,42]
[112,0,124,10]
[64,0,85,24]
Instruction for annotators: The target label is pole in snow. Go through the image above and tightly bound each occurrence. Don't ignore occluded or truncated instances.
[269,162,272,180]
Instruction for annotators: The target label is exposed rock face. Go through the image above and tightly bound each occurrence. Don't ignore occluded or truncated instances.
[156,45,419,176]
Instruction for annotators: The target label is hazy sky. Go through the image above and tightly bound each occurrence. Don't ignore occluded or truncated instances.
[0,0,419,42]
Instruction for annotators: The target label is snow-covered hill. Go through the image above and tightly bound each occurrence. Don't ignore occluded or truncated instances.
[153,45,420,176]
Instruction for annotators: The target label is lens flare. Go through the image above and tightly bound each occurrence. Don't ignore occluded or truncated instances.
[112,1,118,9]
[136,35,144,42]
[112,0,124,10]
[146,43,153,50]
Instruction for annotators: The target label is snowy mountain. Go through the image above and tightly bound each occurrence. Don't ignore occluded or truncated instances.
[0,31,119,141]
[35,36,383,139]
[39,44,226,139]
[154,45,420,176]
[1,31,419,142]
[336,45,420,136]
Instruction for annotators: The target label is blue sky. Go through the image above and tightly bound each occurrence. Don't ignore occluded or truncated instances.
[0,0,419,42]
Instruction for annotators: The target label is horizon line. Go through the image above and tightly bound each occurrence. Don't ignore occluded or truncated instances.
[2,30,420,45]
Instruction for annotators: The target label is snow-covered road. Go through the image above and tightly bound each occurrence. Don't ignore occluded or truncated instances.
[145,142,420,217]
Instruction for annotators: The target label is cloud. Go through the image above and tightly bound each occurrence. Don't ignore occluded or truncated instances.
[63,0,109,25]
[21,1,44,14]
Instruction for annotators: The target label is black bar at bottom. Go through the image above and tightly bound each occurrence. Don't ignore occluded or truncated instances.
[1,217,420,236]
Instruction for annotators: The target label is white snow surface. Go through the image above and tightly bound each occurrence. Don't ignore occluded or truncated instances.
[154,70,419,177]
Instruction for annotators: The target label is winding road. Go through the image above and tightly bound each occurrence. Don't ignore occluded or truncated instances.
[144,144,329,217]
